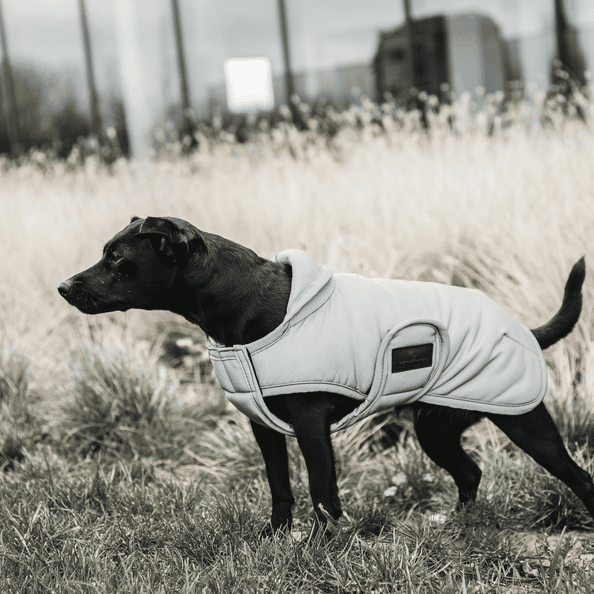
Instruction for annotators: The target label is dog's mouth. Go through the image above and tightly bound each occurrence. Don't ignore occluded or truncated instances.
[58,279,126,315]
[68,295,108,314]
[60,291,115,315]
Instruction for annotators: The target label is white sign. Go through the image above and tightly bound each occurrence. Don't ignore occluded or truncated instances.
[224,57,275,113]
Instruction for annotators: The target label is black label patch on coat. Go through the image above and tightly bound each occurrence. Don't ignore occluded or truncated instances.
[391,344,433,373]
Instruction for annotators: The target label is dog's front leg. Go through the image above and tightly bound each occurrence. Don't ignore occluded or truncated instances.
[250,420,295,535]
[284,394,342,542]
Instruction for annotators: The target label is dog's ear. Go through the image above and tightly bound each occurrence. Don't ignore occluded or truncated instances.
[130,216,141,223]
[136,217,195,264]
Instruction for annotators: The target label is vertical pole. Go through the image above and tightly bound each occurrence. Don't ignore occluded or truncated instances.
[554,0,569,71]
[170,0,191,112]
[277,0,296,104]
[78,0,103,139]
[403,0,416,91]
[170,0,196,149]
[277,0,305,128]
[112,0,151,159]
[0,0,20,154]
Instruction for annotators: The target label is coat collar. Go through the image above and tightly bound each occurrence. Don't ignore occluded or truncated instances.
[209,250,335,350]
[272,250,335,325]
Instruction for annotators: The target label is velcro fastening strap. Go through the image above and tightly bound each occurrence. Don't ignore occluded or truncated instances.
[209,344,296,436]
[208,348,255,394]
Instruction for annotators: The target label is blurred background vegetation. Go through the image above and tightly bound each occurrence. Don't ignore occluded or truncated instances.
[0,0,593,161]
[0,64,129,158]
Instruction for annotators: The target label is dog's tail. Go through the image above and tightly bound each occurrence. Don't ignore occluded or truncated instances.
[531,257,586,350]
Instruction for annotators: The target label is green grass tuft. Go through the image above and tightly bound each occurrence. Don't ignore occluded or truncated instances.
[58,340,224,461]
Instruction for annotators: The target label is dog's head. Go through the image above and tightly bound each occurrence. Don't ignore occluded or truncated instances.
[58,216,205,314]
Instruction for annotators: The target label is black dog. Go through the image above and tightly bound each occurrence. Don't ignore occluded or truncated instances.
[59,216,594,539]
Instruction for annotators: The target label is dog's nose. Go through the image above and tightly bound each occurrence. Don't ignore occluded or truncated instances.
[58,279,73,297]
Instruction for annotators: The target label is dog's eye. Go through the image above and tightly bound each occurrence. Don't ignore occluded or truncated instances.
[115,259,136,278]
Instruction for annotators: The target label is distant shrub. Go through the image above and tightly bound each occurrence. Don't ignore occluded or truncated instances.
[0,66,45,153]
[49,100,91,158]
[0,66,129,161]
[0,345,34,470]
[61,342,187,458]
[0,347,29,406]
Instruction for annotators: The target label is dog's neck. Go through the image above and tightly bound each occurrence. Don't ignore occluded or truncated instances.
[171,242,292,347]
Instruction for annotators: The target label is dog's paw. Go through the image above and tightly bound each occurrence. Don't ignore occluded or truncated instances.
[259,518,292,540]
[304,519,338,546]
[304,505,354,546]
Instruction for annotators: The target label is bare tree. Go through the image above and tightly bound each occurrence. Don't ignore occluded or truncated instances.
[553,0,586,86]
[171,0,191,113]
[276,0,305,129]
[403,0,416,91]
[170,0,196,150]
[78,0,104,140]
[277,0,295,104]
[0,0,20,154]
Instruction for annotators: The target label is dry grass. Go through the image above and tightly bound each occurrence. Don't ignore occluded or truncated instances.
[3,99,594,432]
[1,94,594,591]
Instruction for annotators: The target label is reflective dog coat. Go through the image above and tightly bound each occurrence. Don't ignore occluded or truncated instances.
[208,250,547,436]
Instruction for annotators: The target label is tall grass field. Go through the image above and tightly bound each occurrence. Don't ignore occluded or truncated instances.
[1,93,594,592]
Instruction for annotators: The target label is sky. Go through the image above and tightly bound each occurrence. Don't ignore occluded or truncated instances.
[2,0,594,117]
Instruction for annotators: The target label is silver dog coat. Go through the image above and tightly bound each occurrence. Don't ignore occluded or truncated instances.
[208,250,547,436]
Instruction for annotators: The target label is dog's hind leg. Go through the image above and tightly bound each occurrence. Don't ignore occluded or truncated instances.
[251,421,295,535]
[488,402,594,520]
[413,404,484,507]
